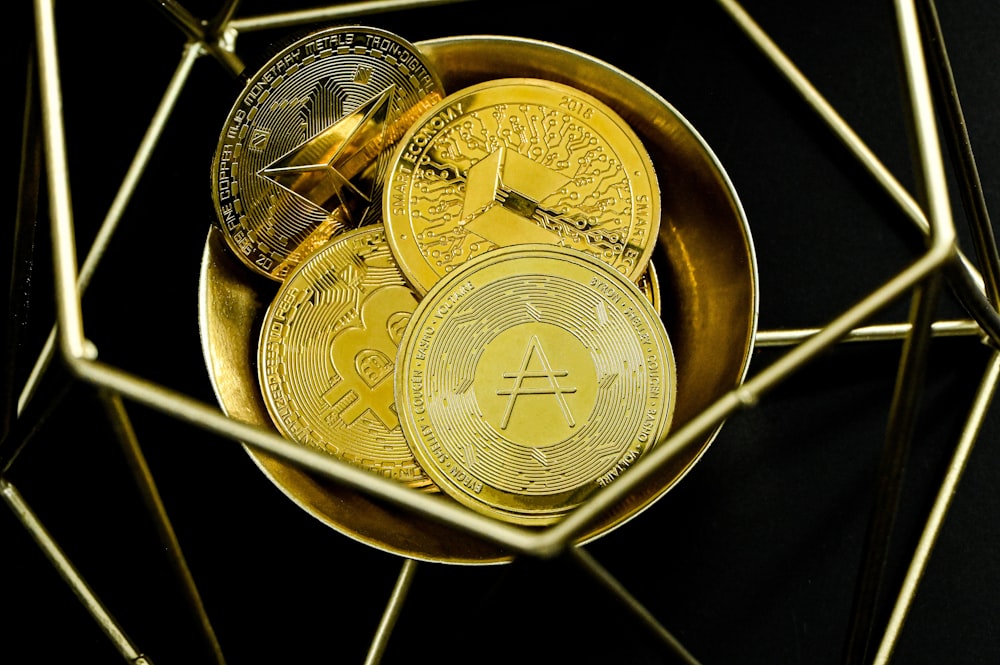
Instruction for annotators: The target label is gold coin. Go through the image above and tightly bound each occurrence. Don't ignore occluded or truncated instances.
[383,77,661,294]
[258,225,434,490]
[212,26,445,281]
[395,243,677,525]
[638,260,661,314]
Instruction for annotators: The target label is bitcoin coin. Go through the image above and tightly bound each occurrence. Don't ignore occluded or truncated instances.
[212,25,445,281]
[395,243,677,524]
[258,225,434,490]
[383,77,661,294]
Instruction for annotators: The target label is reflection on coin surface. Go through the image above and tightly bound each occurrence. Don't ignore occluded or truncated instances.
[258,225,434,489]
[212,25,445,281]
[395,244,676,524]
[383,77,661,294]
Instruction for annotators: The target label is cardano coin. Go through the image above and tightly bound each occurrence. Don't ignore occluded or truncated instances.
[383,77,661,294]
[395,243,677,524]
[212,25,445,281]
[258,225,434,490]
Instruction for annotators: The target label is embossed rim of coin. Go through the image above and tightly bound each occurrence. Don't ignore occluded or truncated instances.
[209,24,445,282]
[381,76,662,296]
[394,243,677,525]
[199,35,758,564]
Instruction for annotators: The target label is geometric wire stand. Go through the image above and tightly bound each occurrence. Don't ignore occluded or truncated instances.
[4,1,999,664]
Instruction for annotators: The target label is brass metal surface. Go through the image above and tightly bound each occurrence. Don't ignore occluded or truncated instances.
[382,77,661,295]
[395,244,676,525]
[638,259,661,314]
[210,25,444,281]
[257,225,434,490]
[198,35,757,563]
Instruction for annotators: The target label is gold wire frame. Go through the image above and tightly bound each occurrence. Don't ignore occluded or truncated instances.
[6,1,999,664]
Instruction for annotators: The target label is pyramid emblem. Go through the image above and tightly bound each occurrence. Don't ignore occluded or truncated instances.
[260,85,396,225]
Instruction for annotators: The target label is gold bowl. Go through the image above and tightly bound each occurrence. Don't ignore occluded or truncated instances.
[198,34,758,564]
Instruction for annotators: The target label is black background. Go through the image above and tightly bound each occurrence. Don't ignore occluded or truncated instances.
[4,1,999,664]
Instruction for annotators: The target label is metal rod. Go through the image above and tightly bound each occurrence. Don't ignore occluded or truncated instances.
[894,0,956,249]
[754,318,982,347]
[100,390,228,665]
[67,356,549,557]
[547,244,952,551]
[364,559,419,665]
[1,478,151,664]
[76,42,202,297]
[17,39,202,420]
[62,231,949,561]
[917,0,1000,308]
[842,274,942,665]
[17,330,56,416]
[4,45,41,444]
[569,547,703,665]
[201,0,246,76]
[874,350,1000,664]
[31,0,972,565]
[229,0,473,32]
[714,0,1000,347]
[1,354,75,475]
[34,0,86,361]
[843,0,957,661]
[944,258,1000,351]
[18,0,997,662]
[209,0,243,32]
[150,0,208,43]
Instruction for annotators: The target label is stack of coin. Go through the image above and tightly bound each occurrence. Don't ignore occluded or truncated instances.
[209,25,677,525]
[211,26,447,491]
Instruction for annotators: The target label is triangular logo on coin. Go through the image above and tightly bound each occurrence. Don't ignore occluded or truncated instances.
[260,85,396,224]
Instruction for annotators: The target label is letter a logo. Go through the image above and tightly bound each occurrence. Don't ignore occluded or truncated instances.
[496,335,577,429]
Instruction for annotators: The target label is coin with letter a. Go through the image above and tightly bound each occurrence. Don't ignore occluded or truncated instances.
[395,244,676,524]
[212,26,445,281]
[383,78,661,294]
[258,225,434,490]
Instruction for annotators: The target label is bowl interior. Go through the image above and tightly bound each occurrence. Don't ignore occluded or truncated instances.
[198,35,758,564]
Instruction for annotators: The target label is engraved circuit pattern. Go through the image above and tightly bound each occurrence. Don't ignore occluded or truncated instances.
[384,79,660,294]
